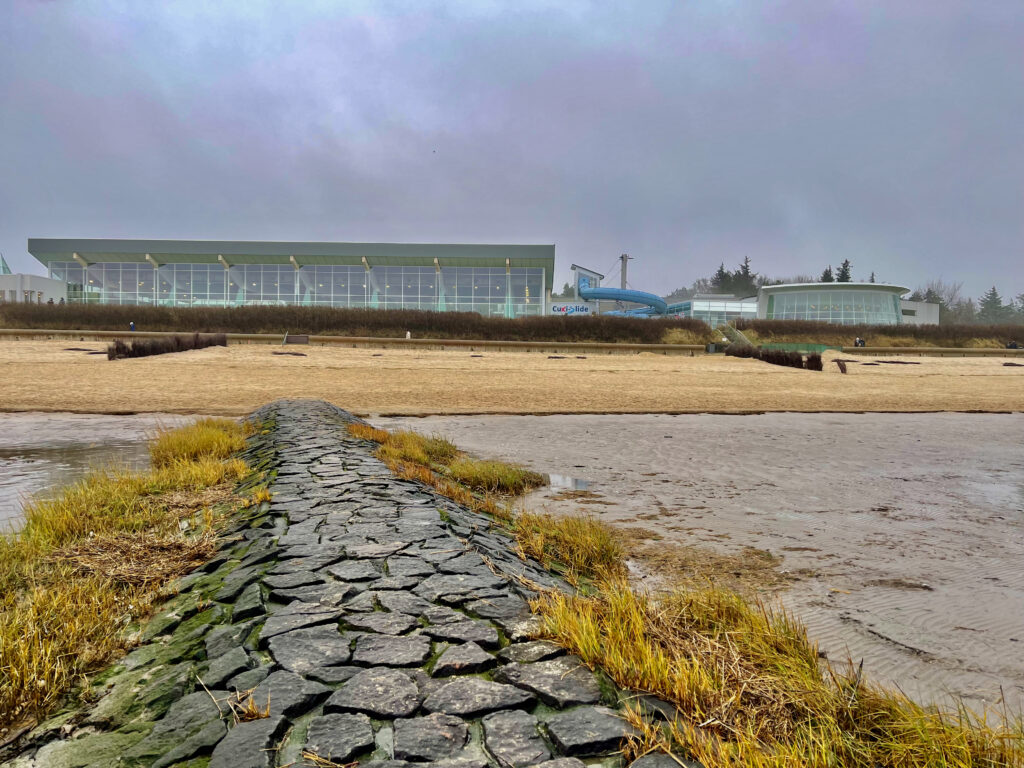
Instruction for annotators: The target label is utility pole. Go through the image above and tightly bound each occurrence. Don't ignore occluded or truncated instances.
[620,253,632,290]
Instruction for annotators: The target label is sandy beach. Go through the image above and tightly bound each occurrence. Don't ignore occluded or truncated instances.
[378,412,1024,714]
[1,340,1022,415]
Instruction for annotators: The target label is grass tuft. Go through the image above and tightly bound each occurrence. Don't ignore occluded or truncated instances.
[0,417,252,732]
[447,458,545,495]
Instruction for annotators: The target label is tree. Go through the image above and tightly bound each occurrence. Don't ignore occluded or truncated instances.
[869,272,876,283]
[711,263,732,294]
[819,265,834,283]
[555,281,573,297]
[977,286,1011,323]
[836,259,852,282]
[732,256,758,297]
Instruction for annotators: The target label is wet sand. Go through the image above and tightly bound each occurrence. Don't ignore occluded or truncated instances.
[1,340,1022,415]
[377,412,1024,714]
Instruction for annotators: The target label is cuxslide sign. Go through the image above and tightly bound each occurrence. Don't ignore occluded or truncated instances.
[550,302,593,316]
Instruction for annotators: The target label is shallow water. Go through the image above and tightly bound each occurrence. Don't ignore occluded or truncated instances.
[377,412,1024,714]
[0,412,189,531]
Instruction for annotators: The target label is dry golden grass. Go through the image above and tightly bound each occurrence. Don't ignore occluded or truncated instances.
[3,340,1021,415]
[0,418,251,732]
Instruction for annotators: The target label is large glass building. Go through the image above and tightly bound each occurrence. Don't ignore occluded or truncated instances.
[672,296,758,326]
[757,283,908,325]
[27,239,554,317]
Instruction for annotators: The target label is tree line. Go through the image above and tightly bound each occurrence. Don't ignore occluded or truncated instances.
[662,257,1024,325]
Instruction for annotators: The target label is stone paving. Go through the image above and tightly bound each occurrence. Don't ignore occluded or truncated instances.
[3,400,696,768]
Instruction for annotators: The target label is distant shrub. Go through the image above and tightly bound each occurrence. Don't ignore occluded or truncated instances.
[805,353,823,371]
[0,304,712,345]
[107,333,227,360]
[735,319,1023,347]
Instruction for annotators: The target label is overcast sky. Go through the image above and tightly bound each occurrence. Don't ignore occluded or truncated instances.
[2,0,1022,297]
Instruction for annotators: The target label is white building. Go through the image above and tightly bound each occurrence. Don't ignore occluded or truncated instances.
[0,271,68,304]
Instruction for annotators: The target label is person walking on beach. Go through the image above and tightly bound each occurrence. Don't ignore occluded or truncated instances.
[129,321,135,332]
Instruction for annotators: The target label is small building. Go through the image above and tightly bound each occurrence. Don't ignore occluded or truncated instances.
[0,266,67,304]
[673,294,758,327]
[27,239,555,318]
[898,299,941,326]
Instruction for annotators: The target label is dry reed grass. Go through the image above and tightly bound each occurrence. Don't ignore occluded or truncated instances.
[0,417,251,734]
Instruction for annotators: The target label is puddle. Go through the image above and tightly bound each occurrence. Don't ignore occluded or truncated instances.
[546,474,590,491]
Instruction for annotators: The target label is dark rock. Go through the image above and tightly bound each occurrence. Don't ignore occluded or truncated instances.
[422,605,466,625]
[226,664,271,692]
[482,710,551,767]
[305,713,375,763]
[376,590,434,616]
[414,573,504,602]
[387,556,436,577]
[432,642,497,677]
[206,620,261,659]
[258,605,339,645]
[465,596,532,622]
[202,646,252,689]
[634,695,679,723]
[215,566,261,602]
[209,715,288,768]
[423,678,536,718]
[345,611,420,635]
[268,625,353,674]
[121,690,228,768]
[493,657,602,708]
[544,706,637,757]
[233,582,265,622]
[307,665,363,685]
[424,620,500,649]
[263,571,324,591]
[251,670,330,718]
[394,713,469,761]
[498,641,565,665]
[327,560,383,581]
[352,633,432,667]
[348,541,408,558]
[374,576,424,591]
[324,668,422,718]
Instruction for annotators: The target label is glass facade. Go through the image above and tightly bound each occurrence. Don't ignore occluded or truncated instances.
[676,298,758,327]
[765,289,902,325]
[48,261,546,317]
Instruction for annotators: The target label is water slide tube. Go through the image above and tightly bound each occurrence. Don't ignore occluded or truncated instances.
[578,286,668,314]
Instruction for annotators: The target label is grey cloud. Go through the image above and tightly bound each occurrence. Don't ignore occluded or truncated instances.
[1,0,1022,296]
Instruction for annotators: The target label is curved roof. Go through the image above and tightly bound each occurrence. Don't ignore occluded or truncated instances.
[760,281,908,295]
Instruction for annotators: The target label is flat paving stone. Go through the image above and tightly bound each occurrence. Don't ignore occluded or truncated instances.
[423,677,536,718]
[414,573,505,602]
[324,667,423,718]
[465,596,532,622]
[544,706,636,757]
[535,760,586,768]
[345,611,420,635]
[258,604,339,645]
[327,560,383,581]
[251,670,330,718]
[352,633,432,666]
[209,715,288,768]
[498,641,565,665]
[432,642,497,677]
[268,625,353,674]
[394,713,470,761]
[305,712,375,763]
[376,591,434,616]
[493,657,602,708]
[482,709,551,767]
[263,571,323,591]
[387,556,436,577]
[232,582,265,622]
[202,646,251,689]
[348,541,408,558]
[424,619,500,649]
[629,754,705,768]
[204,619,259,659]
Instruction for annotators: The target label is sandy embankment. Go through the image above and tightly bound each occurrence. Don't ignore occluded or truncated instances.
[1,340,1022,415]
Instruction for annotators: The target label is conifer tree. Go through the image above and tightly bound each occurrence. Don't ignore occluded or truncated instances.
[819,265,834,283]
[836,259,852,282]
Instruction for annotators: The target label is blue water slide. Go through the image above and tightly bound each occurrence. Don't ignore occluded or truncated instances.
[578,286,668,314]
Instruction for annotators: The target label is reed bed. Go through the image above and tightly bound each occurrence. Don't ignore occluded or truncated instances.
[356,421,1024,767]
[0,417,250,732]
[736,319,1023,349]
[1,303,712,345]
